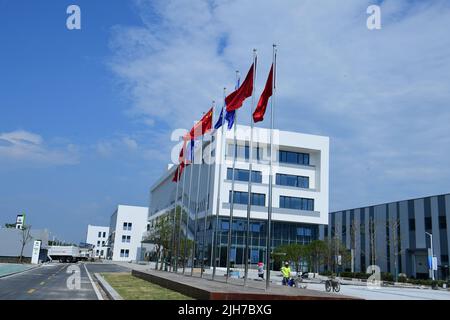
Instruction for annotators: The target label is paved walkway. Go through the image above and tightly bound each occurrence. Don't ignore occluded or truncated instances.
[108,261,354,300]
[0,263,36,277]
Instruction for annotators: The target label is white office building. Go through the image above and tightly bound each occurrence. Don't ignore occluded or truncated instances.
[148,125,329,268]
[86,225,109,259]
[107,205,149,262]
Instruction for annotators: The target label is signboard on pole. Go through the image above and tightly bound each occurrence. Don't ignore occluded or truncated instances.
[31,240,41,264]
[433,256,438,271]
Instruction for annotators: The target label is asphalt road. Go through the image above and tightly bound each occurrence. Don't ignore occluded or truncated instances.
[0,262,99,300]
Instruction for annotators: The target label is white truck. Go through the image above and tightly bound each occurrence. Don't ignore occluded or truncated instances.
[48,245,88,263]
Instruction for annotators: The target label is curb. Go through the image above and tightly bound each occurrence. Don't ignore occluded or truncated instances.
[94,273,123,300]
[0,264,41,279]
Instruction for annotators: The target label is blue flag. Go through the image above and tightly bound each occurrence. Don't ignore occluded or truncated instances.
[215,75,240,130]
[214,107,224,130]
[225,110,235,129]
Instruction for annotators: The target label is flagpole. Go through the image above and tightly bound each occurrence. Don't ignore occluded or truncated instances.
[244,49,257,286]
[191,131,204,276]
[212,88,227,281]
[171,163,181,272]
[176,145,187,273]
[201,102,215,278]
[225,70,240,283]
[265,44,277,290]
[183,135,195,275]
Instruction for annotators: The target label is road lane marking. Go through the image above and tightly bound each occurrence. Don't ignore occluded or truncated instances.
[83,263,103,300]
[27,289,35,294]
[40,281,45,285]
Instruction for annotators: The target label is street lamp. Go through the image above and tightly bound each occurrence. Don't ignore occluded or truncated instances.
[425,232,435,281]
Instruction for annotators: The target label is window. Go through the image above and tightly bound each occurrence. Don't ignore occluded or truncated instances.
[227,168,262,183]
[227,144,262,160]
[276,173,309,188]
[121,235,131,243]
[280,196,314,211]
[102,241,105,246]
[425,217,432,230]
[100,250,104,256]
[103,232,106,238]
[98,231,102,238]
[279,150,310,166]
[439,216,447,229]
[123,222,132,231]
[409,219,415,231]
[229,191,265,206]
[120,249,130,258]
[97,240,100,246]
[96,250,99,255]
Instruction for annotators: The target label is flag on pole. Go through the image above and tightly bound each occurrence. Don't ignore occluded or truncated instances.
[214,107,225,130]
[253,64,273,123]
[172,141,188,182]
[189,108,213,140]
[225,110,235,129]
[225,63,255,112]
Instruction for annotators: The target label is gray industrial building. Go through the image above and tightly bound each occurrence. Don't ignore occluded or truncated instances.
[322,193,450,280]
[0,227,49,263]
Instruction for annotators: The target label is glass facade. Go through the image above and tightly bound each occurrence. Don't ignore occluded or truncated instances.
[191,217,318,268]
[227,168,262,183]
[276,173,309,188]
[280,196,314,211]
[229,191,265,206]
[227,144,262,160]
[279,150,310,166]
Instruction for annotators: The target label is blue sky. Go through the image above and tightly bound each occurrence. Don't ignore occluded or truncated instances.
[1,0,450,243]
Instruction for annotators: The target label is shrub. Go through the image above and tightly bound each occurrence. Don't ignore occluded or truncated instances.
[381,273,394,282]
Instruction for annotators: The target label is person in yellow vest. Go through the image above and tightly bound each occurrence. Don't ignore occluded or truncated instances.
[281,261,291,285]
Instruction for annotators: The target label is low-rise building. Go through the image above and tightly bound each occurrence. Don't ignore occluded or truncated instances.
[107,205,149,262]
[0,228,49,263]
[86,225,109,259]
[323,193,450,280]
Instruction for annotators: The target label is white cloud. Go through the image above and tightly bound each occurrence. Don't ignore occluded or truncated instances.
[109,0,450,210]
[0,130,79,166]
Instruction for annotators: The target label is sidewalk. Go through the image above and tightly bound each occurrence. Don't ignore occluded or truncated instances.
[0,263,38,278]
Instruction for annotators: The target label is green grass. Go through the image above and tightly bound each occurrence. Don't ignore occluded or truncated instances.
[101,272,193,300]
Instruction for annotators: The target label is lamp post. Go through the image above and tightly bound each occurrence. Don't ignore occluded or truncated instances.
[425,232,435,281]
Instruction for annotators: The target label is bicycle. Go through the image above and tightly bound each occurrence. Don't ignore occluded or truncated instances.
[325,277,341,292]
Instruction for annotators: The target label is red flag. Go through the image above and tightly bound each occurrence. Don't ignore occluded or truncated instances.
[172,165,180,182]
[172,161,186,182]
[189,107,213,140]
[253,64,273,123]
[225,63,254,112]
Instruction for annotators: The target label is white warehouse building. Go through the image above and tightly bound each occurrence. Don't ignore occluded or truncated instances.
[107,205,149,262]
[85,225,109,259]
[148,125,329,269]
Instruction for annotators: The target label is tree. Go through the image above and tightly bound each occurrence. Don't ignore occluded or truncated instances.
[144,213,173,270]
[323,236,351,274]
[368,216,378,269]
[305,240,327,273]
[19,225,33,263]
[386,217,403,281]
[273,243,307,272]
[4,223,16,229]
